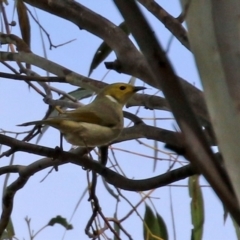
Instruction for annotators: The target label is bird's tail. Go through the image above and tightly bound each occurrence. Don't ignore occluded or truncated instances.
[17,118,63,128]
[17,120,48,127]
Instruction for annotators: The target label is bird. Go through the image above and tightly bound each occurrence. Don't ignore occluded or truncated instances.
[18,83,146,147]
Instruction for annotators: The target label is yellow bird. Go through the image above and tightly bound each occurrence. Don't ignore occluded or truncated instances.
[18,83,145,147]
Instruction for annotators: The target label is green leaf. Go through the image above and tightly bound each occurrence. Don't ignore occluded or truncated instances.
[1,230,10,240]
[88,21,130,76]
[0,219,15,239]
[230,214,240,240]
[16,0,31,48]
[1,150,15,240]
[189,175,204,240]
[5,219,15,238]
[113,212,120,240]
[156,213,168,240]
[62,88,94,101]
[48,215,73,230]
[143,204,164,240]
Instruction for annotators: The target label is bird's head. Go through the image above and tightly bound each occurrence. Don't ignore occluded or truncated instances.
[95,83,146,107]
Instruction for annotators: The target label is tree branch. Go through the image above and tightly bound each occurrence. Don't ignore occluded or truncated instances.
[21,0,210,126]
[137,0,190,50]
[0,72,66,82]
[0,133,199,235]
[0,133,195,192]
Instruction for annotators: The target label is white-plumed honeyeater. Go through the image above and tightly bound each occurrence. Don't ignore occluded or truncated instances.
[18,83,146,147]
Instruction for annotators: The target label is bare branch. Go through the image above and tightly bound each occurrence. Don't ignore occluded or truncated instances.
[21,0,210,126]
[137,0,190,50]
[0,72,66,82]
[0,134,196,190]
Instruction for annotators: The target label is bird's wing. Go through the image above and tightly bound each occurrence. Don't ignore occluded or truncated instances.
[56,97,123,127]
[61,110,103,125]
[59,103,121,128]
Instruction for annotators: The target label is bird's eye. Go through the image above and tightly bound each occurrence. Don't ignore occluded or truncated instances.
[119,86,126,90]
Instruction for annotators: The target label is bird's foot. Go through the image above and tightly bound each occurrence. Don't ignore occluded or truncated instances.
[52,146,63,161]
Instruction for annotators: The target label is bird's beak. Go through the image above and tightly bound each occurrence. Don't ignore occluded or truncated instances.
[133,86,146,92]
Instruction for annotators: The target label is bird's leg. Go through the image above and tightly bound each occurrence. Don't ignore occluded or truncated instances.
[99,146,109,166]
[51,133,64,172]
[88,146,109,202]
[53,109,64,168]
[80,138,96,201]
[79,137,94,172]
[59,132,64,151]
[52,146,61,171]
[80,137,93,160]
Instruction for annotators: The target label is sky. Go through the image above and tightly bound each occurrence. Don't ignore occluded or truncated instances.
[0,0,237,240]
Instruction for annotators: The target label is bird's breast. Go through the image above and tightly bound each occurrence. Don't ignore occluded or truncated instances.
[62,121,122,147]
